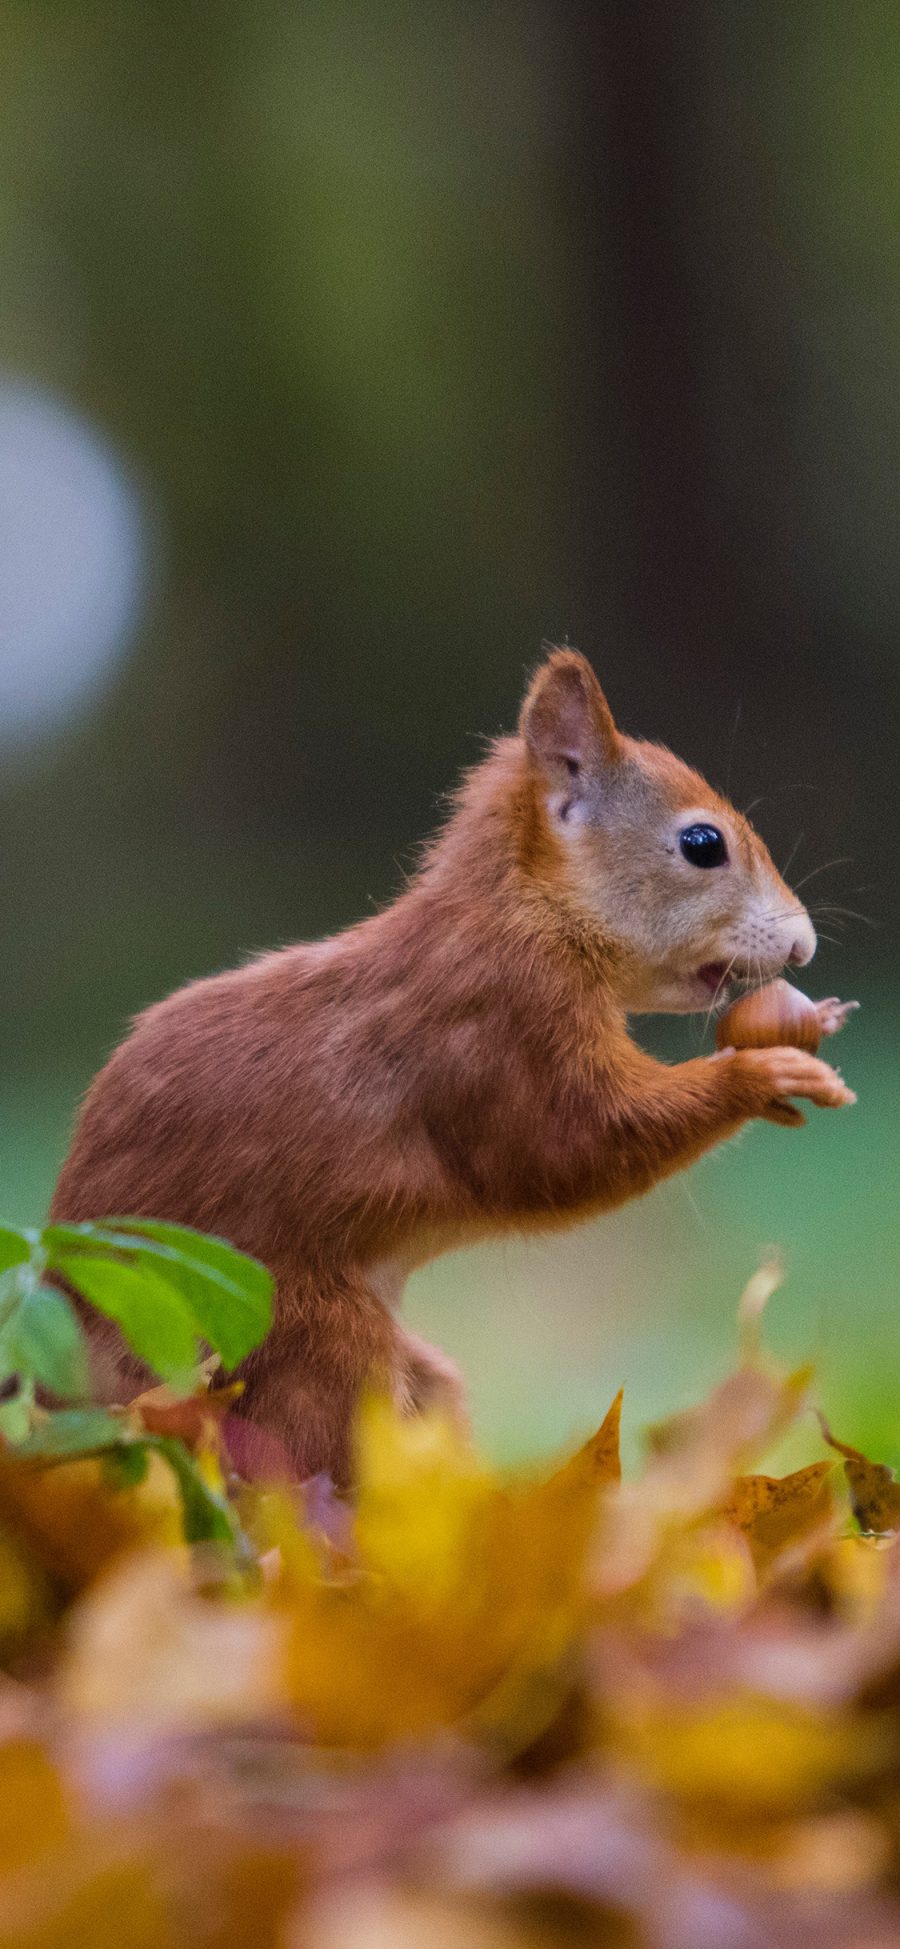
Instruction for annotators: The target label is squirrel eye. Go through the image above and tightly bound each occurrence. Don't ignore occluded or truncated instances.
[679,822,728,868]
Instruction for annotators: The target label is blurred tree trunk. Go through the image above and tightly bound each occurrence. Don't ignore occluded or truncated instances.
[565,0,821,809]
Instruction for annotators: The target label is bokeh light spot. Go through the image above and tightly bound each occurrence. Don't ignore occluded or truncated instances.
[0,377,145,752]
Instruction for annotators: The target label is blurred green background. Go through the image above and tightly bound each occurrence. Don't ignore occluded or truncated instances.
[0,1,896,1465]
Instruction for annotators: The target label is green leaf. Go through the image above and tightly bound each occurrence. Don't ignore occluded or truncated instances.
[46,1216,270,1372]
[14,1408,124,1458]
[2,1285,88,1398]
[0,1266,26,1342]
[5,1404,235,1549]
[102,1443,150,1489]
[44,1221,273,1369]
[40,1252,198,1384]
[111,1220,273,1365]
[0,1389,34,1444]
[0,1226,34,1277]
[149,1435,236,1545]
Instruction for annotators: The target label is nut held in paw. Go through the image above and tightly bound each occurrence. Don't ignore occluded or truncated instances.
[716,978,859,1056]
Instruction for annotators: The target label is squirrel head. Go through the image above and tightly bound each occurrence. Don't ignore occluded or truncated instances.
[518,648,816,1014]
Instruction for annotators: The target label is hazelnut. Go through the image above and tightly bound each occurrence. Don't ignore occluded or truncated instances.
[716,979,859,1055]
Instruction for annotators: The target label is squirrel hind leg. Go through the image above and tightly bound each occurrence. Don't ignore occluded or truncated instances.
[394,1326,470,1437]
[232,1269,467,1488]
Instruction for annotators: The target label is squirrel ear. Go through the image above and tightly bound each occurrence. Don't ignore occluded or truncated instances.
[519,649,621,783]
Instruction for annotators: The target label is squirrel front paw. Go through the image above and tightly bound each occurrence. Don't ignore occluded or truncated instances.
[730,1045,857,1127]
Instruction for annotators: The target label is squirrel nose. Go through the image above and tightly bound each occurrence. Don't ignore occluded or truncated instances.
[787,915,817,967]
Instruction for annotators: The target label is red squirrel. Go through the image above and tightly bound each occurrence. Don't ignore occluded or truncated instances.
[50,650,854,1481]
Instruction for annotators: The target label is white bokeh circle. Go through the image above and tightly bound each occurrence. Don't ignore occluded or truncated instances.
[0,377,145,750]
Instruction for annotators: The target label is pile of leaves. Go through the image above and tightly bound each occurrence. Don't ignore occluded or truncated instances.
[0,1228,899,1947]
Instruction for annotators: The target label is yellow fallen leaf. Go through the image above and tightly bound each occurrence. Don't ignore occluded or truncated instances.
[353,1395,496,1609]
[661,1518,756,1616]
[0,1524,52,1656]
[0,1451,183,1599]
[0,1740,69,1874]
[274,1394,622,1746]
[619,1694,885,1817]
[0,1846,170,1949]
[548,1389,623,1492]
[822,1533,891,1623]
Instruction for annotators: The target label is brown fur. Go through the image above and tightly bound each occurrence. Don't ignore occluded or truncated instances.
[50,651,850,1482]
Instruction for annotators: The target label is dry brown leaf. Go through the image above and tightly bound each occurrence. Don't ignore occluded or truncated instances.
[60,1553,288,1732]
[307,1883,640,1949]
[644,1362,815,1497]
[130,1381,244,1453]
[724,1462,836,1576]
[817,1414,900,1535]
[0,1801,303,1949]
[595,1365,815,1609]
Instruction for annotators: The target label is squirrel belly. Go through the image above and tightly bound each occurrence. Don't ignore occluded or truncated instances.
[49,650,850,1483]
